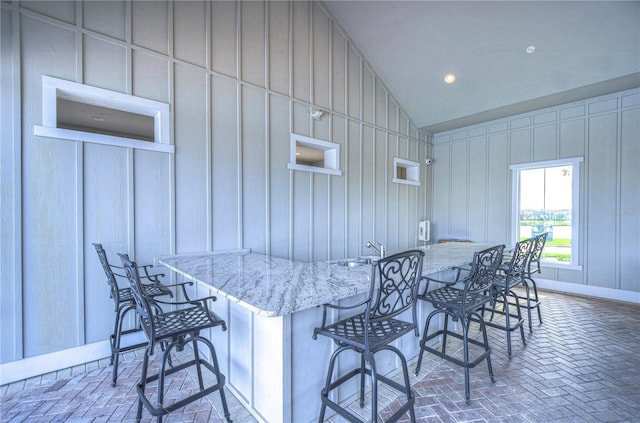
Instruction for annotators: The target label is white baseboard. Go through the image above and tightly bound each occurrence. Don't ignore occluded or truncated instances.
[0,340,111,386]
[536,278,640,304]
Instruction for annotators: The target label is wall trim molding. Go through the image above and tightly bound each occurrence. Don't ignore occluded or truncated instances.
[536,278,640,304]
[0,341,110,386]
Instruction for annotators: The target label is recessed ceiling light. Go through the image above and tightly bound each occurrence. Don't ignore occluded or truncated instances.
[444,74,456,84]
[526,45,536,54]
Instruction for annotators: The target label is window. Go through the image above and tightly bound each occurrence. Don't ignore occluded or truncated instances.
[511,157,582,268]
[34,76,173,154]
[392,157,420,186]
[288,133,341,176]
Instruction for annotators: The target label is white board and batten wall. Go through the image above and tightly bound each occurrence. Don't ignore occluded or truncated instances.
[0,1,430,385]
[431,89,640,303]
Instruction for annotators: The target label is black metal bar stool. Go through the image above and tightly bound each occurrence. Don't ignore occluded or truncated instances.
[118,253,231,423]
[313,250,424,423]
[413,244,504,404]
[92,243,174,386]
[483,238,534,356]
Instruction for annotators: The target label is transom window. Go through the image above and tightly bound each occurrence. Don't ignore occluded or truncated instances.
[511,157,583,268]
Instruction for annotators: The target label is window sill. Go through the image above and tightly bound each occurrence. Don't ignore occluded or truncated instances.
[541,262,582,271]
[288,163,342,176]
[34,126,175,154]
[392,178,420,186]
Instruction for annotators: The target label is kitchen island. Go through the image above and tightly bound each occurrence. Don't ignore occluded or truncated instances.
[157,242,491,423]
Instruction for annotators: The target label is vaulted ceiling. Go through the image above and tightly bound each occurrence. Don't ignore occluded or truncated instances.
[324,1,640,134]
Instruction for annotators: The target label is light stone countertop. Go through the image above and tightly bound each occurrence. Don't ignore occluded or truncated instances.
[157,242,494,317]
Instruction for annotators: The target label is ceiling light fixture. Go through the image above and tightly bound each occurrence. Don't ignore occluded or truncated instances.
[444,74,456,84]
[526,45,536,54]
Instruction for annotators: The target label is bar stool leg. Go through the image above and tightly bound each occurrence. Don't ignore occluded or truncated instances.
[367,353,378,423]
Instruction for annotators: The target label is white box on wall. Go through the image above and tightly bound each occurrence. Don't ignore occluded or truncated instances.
[419,220,430,242]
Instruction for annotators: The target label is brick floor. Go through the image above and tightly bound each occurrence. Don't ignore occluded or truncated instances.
[1,289,639,422]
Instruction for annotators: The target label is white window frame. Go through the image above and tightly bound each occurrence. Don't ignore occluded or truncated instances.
[510,157,583,270]
[287,133,342,176]
[392,157,421,186]
[34,75,173,154]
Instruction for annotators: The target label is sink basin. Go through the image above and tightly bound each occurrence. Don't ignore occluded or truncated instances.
[336,256,378,267]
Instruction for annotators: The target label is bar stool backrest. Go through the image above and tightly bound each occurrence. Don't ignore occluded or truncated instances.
[118,253,156,342]
[466,245,505,295]
[368,249,424,323]
[528,232,548,275]
[92,243,121,308]
[503,237,535,284]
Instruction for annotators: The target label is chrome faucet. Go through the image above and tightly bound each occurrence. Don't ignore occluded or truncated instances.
[366,241,385,259]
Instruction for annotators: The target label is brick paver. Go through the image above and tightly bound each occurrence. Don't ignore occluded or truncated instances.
[1,289,639,422]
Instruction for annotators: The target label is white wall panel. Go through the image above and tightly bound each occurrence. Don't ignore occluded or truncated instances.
[560,118,586,158]
[375,79,387,129]
[269,1,290,96]
[331,26,346,114]
[533,124,557,162]
[292,1,310,102]
[510,128,531,164]
[83,36,127,92]
[388,100,399,133]
[292,100,310,137]
[362,67,374,125]
[374,129,387,243]
[20,15,78,358]
[361,125,375,245]
[347,46,360,119]
[211,1,238,78]
[449,142,468,239]
[346,121,362,256]
[269,95,291,258]
[132,50,169,102]
[174,65,208,253]
[21,1,75,23]
[312,173,330,261]
[173,0,207,67]
[241,1,266,88]
[83,144,130,343]
[242,86,267,254]
[586,113,618,289]
[468,138,488,242]
[133,149,172,264]
[487,133,509,243]
[23,137,80,356]
[1,7,20,362]
[131,1,168,55]
[619,108,640,292]
[431,144,451,242]
[292,172,311,262]
[312,3,330,109]
[330,116,348,259]
[386,134,400,250]
[228,304,253,402]
[83,1,125,40]
[211,76,240,250]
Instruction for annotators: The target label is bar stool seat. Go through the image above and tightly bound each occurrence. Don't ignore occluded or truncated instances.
[119,253,232,423]
[313,250,424,423]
